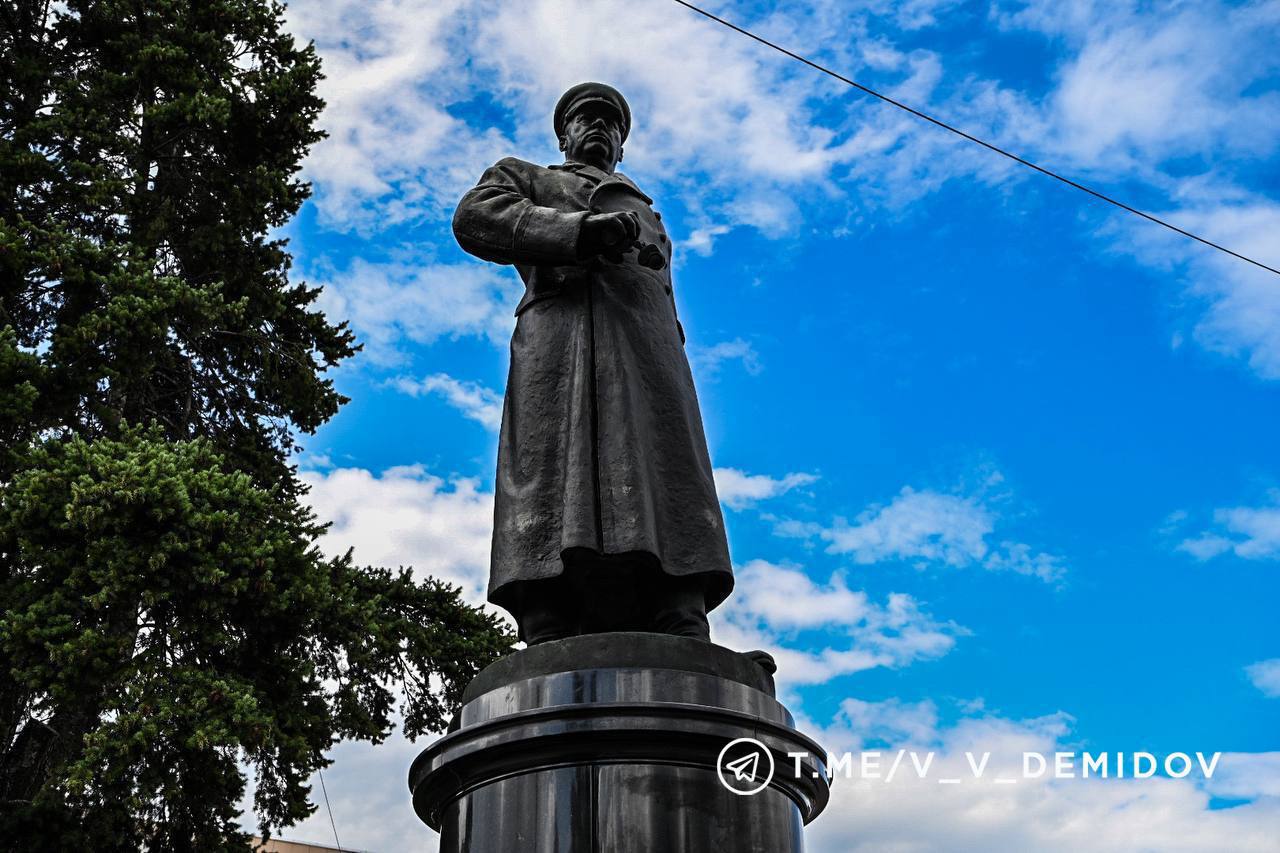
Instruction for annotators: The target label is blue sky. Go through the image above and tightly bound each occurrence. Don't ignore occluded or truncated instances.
[246,1,1280,849]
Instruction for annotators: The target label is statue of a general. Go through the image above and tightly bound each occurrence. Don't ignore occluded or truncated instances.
[453,83,733,644]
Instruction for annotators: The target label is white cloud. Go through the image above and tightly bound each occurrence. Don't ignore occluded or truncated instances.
[684,222,731,256]
[253,705,1280,853]
[1178,492,1280,562]
[834,696,941,746]
[1053,17,1276,165]
[806,696,1280,853]
[793,2,1280,383]
[278,464,1278,852]
[992,1,1280,378]
[824,487,991,566]
[298,469,965,692]
[301,465,496,602]
[285,0,1280,379]
[393,373,504,431]
[1245,658,1280,699]
[1177,534,1234,562]
[713,559,964,689]
[283,0,983,248]
[1162,202,1280,380]
[295,450,333,470]
[1099,191,1280,381]
[282,0,876,237]
[714,467,818,510]
[1206,752,1280,801]
[817,485,1066,582]
[999,0,1280,165]
[311,257,520,365]
[688,338,762,378]
[283,0,515,232]
[982,540,1068,582]
[467,0,863,179]
[249,692,1280,853]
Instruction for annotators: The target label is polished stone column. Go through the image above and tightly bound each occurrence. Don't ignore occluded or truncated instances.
[409,633,830,853]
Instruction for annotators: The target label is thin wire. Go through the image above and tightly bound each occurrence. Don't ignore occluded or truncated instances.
[318,768,343,851]
[671,0,1280,278]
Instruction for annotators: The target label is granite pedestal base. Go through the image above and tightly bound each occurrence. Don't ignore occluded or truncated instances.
[409,633,830,853]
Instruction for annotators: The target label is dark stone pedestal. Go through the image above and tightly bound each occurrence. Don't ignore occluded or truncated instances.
[409,633,830,853]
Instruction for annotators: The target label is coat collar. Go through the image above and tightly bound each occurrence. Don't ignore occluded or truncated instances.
[551,161,651,203]
[549,160,611,183]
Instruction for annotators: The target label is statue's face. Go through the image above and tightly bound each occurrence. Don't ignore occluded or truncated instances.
[560,103,624,170]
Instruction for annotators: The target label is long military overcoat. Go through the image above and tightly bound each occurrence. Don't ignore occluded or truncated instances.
[452,157,733,614]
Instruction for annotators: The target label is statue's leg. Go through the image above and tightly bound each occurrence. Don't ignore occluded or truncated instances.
[517,574,579,645]
[574,550,647,634]
[565,551,712,639]
[648,573,711,641]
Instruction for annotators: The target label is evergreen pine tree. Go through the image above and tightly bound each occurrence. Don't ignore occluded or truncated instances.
[0,2,513,847]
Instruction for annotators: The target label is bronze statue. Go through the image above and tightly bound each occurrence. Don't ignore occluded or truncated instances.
[453,83,733,644]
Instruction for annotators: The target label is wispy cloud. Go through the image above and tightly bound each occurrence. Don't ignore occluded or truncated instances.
[287,463,1276,853]
[311,257,519,365]
[286,0,1280,378]
[393,374,504,431]
[823,487,994,566]
[688,338,762,378]
[997,0,1280,166]
[281,0,1280,380]
[301,465,497,603]
[776,481,1066,583]
[713,467,818,510]
[1245,658,1280,699]
[806,695,1280,853]
[992,0,1280,378]
[1107,191,1280,379]
[714,559,965,689]
[1178,491,1280,562]
[282,0,515,232]
[285,0,886,242]
[833,695,942,747]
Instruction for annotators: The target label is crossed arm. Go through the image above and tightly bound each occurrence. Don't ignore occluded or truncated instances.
[452,158,639,266]
[453,158,684,344]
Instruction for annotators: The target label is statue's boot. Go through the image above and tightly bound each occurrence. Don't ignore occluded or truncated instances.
[649,575,711,641]
[520,602,576,645]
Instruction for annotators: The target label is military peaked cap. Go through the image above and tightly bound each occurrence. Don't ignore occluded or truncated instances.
[554,82,631,143]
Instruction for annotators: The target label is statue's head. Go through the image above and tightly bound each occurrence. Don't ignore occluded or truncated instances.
[554,82,631,172]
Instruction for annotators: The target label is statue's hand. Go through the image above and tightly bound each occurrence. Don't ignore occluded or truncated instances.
[636,243,666,270]
[580,211,641,260]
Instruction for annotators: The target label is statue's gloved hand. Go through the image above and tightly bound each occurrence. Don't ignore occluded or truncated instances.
[635,243,666,270]
[580,211,640,261]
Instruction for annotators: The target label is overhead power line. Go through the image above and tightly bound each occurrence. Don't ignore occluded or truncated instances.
[318,767,343,851]
[671,0,1279,278]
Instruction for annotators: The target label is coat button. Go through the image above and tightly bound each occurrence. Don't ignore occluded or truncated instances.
[659,233,667,243]
[653,211,662,221]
